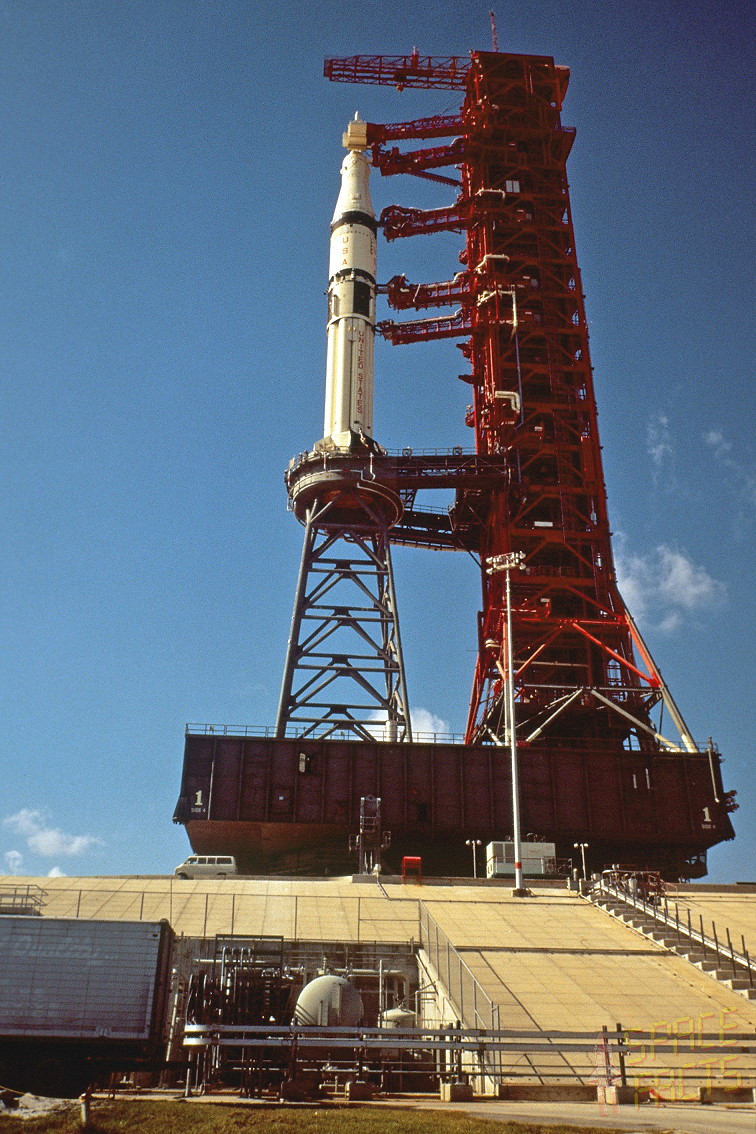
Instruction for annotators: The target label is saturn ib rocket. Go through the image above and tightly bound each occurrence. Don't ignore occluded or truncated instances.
[316,114,377,453]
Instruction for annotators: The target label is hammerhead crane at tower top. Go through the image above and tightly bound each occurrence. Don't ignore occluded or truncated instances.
[173,49,736,880]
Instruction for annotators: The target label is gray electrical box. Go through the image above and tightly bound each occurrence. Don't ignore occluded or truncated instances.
[486,840,556,878]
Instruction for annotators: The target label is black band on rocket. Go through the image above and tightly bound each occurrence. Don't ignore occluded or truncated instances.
[330,267,376,286]
[330,211,379,235]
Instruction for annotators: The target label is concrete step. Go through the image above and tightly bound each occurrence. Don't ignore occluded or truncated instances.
[590,891,756,999]
[693,961,752,982]
[672,946,750,973]
[711,969,752,983]
[719,981,756,1000]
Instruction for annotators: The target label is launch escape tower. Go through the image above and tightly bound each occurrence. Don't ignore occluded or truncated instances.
[174,49,735,879]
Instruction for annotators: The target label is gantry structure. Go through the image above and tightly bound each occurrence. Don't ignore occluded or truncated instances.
[321,51,719,757]
[175,49,735,879]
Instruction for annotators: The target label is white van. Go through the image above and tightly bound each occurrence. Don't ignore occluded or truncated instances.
[174,855,238,879]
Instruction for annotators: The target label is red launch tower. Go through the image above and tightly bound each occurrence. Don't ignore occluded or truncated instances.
[174,50,735,879]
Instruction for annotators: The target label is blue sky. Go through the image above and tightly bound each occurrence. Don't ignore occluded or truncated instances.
[0,1,753,882]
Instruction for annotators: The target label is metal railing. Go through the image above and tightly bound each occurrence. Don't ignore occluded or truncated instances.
[417,902,499,1033]
[182,1020,756,1089]
[10,886,421,944]
[0,883,47,915]
[589,875,755,989]
[288,446,476,467]
[185,722,464,744]
[183,721,716,750]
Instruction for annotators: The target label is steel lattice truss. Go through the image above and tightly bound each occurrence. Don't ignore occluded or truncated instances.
[323,51,736,802]
[276,501,411,743]
[174,50,735,883]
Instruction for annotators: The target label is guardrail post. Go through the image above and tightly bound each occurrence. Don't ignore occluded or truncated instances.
[712,921,720,965]
[742,936,753,988]
[726,928,737,978]
[616,1022,627,1087]
[459,956,464,1020]
[601,1025,612,1085]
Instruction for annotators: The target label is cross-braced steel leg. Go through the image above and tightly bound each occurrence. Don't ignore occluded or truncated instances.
[276,505,412,742]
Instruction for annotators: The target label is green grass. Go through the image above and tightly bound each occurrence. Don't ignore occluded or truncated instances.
[0,1099,627,1134]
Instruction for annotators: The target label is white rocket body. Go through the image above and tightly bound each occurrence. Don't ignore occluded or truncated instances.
[318,126,377,452]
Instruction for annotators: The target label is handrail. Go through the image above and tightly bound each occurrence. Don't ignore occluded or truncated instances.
[182,1020,756,1092]
[185,722,464,743]
[589,876,755,988]
[0,883,47,914]
[183,1020,756,1052]
[184,722,716,751]
[417,901,499,1033]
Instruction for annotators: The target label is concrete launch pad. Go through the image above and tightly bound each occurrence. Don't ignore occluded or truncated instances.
[5,871,755,1102]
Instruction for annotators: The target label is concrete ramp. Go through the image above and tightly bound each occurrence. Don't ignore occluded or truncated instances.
[5,873,755,1100]
[421,886,756,1096]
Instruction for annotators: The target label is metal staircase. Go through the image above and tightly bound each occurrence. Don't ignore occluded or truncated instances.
[585,872,756,1003]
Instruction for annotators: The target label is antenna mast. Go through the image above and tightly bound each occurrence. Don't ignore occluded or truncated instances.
[489,10,499,52]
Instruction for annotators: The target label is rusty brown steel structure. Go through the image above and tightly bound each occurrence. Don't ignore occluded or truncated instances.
[175,729,732,878]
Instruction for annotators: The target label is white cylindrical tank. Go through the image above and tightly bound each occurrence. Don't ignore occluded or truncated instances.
[294,974,364,1027]
[318,115,377,452]
[378,1006,417,1058]
[379,1007,416,1028]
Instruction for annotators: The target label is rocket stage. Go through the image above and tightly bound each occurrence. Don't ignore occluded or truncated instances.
[173,728,734,880]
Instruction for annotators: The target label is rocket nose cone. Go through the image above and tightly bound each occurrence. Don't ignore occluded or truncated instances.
[332,149,374,222]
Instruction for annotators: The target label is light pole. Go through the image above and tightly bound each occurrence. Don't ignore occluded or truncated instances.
[574,842,589,880]
[487,550,527,895]
[466,838,482,879]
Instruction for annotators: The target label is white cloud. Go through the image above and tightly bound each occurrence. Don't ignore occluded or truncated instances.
[4,850,23,875]
[5,808,44,838]
[411,708,451,736]
[704,428,732,459]
[705,427,756,515]
[366,707,452,739]
[47,866,67,878]
[657,611,682,635]
[4,809,103,858]
[616,541,726,633]
[655,546,726,610]
[647,413,673,469]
